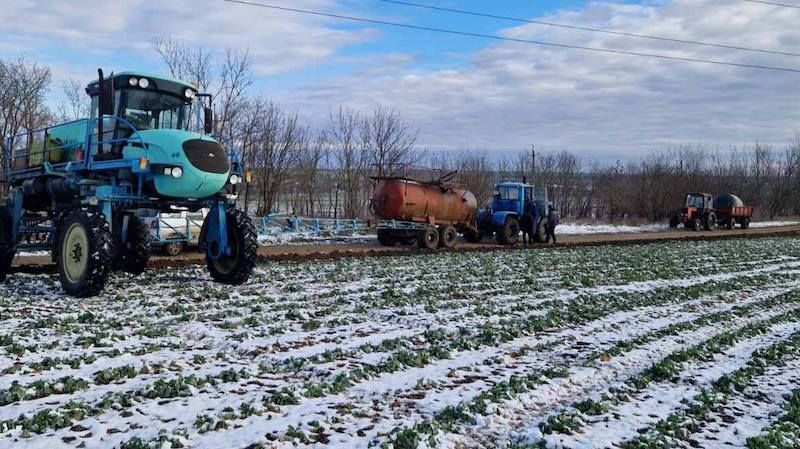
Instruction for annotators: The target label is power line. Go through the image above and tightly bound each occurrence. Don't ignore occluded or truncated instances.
[744,0,800,8]
[379,0,800,58]
[224,0,800,74]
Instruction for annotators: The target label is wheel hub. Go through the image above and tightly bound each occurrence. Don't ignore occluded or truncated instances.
[63,223,89,283]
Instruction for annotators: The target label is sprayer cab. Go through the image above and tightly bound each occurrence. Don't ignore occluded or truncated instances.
[85,71,238,199]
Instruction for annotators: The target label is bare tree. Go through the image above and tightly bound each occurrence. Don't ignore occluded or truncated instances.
[361,106,419,179]
[56,78,89,121]
[328,107,366,218]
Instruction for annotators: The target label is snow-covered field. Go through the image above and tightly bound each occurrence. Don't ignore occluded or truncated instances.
[3,238,800,449]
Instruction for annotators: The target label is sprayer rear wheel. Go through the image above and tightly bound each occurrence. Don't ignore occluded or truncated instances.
[204,208,257,285]
[56,208,113,297]
[114,214,151,274]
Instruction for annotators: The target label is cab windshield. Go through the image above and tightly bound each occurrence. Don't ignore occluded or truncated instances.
[117,89,189,131]
[686,195,704,208]
[497,187,519,200]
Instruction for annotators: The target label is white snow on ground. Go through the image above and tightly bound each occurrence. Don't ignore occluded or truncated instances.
[556,223,669,235]
[749,220,800,228]
[1,238,800,449]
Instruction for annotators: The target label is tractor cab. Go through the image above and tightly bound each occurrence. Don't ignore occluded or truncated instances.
[480,181,549,245]
[684,192,713,211]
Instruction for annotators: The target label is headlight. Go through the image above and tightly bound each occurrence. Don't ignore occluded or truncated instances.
[138,78,150,88]
[185,88,196,99]
[128,77,138,86]
[229,174,241,185]
[171,167,183,178]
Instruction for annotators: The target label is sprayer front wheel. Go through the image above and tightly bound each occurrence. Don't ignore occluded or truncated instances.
[56,208,113,297]
[204,208,257,285]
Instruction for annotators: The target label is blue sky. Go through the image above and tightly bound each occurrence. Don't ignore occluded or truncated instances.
[1,0,798,160]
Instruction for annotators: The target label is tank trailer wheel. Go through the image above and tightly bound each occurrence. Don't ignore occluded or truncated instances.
[377,229,398,247]
[56,208,113,298]
[438,225,457,249]
[204,208,257,285]
[163,241,184,257]
[0,210,15,283]
[497,217,520,246]
[114,214,151,275]
[741,218,750,229]
[727,219,736,230]
[704,213,716,231]
[417,227,439,250]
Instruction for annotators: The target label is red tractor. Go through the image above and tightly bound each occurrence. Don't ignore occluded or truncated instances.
[670,192,753,231]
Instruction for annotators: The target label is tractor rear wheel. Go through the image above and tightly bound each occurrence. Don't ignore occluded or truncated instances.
[0,209,15,283]
[114,214,150,274]
[56,208,113,297]
[417,227,439,250]
[533,219,547,243]
[377,229,398,247]
[704,213,716,231]
[204,208,258,285]
[438,225,457,249]
[497,217,520,246]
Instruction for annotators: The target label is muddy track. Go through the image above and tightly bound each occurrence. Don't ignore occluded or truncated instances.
[10,225,800,274]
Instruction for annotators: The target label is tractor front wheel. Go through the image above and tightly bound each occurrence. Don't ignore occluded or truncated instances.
[669,215,679,229]
[0,210,15,282]
[704,213,716,231]
[497,217,520,246]
[56,208,113,297]
[691,217,702,231]
[203,208,258,285]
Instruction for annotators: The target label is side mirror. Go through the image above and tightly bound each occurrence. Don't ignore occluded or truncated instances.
[203,107,213,134]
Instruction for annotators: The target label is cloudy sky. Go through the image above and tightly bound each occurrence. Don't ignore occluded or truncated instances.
[1,0,799,160]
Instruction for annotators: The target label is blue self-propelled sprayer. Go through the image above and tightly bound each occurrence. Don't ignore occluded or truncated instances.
[0,69,257,297]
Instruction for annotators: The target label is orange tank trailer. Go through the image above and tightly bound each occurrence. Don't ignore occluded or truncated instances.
[371,177,480,250]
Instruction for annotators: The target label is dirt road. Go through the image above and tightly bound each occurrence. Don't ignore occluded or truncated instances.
[11,224,800,273]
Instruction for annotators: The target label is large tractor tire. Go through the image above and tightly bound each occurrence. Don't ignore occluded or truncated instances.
[56,208,113,298]
[417,227,439,250]
[0,209,15,283]
[113,214,150,275]
[377,229,398,247]
[704,213,716,231]
[203,208,257,285]
[496,216,520,246]
[533,219,547,243]
[438,225,457,249]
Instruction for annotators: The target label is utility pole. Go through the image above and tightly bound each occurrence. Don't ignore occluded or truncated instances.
[531,144,536,182]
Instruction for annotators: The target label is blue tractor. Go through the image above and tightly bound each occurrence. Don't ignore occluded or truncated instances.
[475,181,550,245]
[0,70,257,296]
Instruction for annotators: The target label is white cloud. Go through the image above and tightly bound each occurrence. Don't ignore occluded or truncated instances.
[270,0,800,159]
